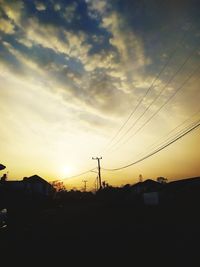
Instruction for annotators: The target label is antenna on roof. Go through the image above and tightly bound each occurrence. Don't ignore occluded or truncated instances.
[139,174,143,183]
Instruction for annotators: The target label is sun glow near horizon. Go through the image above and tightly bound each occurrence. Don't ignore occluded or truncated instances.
[58,165,76,179]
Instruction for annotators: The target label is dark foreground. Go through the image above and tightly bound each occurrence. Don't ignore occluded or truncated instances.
[1,193,200,266]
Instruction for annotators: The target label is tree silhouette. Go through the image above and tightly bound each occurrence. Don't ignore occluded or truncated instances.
[157,177,168,184]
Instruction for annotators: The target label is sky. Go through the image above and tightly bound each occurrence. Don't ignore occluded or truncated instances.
[0,0,200,190]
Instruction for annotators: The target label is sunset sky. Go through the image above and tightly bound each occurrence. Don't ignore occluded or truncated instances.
[0,0,200,190]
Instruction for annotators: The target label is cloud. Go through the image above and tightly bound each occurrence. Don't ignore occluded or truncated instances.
[0,18,15,34]
[16,37,33,48]
[35,1,46,11]
[78,111,114,132]
[62,2,77,23]
[86,0,145,67]
[54,3,61,12]
[0,14,169,127]
[84,0,151,97]
[23,18,67,52]
[2,41,43,76]
[101,11,150,69]
[1,0,198,130]
[84,49,117,71]
[0,41,25,76]
[0,0,24,25]
[86,0,108,19]
[76,71,137,118]
[21,17,91,66]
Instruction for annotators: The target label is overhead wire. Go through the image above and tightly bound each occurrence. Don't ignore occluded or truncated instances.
[61,168,96,180]
[107,47,198,152]
[102,119,200,171]
[134,117,200,161]
[107,110,200,166]
[102,25,192,153]
[138,109,200,156]
[111,59,200,151]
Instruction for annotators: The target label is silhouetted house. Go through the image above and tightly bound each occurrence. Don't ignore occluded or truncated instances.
[0,164,6,171]
[160,176,200,204]
[143,192,160,206]
[131,179,162,194]
[23,175,55,196]
[130,179,163,205]
[0,175,55,197]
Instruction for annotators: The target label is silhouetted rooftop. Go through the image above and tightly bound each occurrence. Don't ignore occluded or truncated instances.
[162,176,200,193]
[131,179,162,192]
[27,175,49,184]
[0,164,6,171]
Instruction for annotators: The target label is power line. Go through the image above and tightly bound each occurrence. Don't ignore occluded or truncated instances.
[102,26,191,153]
[139,110,200,156]
[134,117,200,161]
[113,112,200,164]
[112,61,200,151]
[61,168,96,180]
[102,120,200,171]
[153,118,200,148]
[107,47,197,152]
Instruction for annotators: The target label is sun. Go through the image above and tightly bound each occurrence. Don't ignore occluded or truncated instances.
[59,166,74,178]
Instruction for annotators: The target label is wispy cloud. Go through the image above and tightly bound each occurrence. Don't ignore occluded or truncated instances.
[34,1,46,11]
[0,17,15,34]
[0,0,24,25]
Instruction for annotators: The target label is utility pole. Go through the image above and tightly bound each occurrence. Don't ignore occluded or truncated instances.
[82,180,88,192]
[92,157,102,190]
[95,176,98,191]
